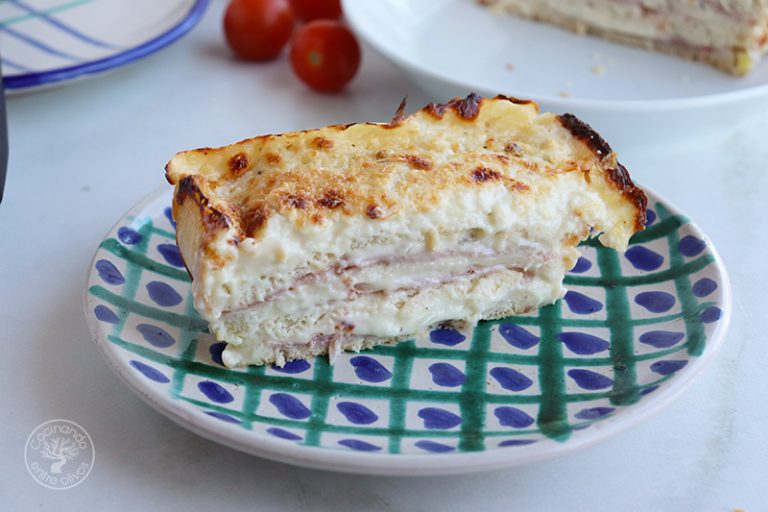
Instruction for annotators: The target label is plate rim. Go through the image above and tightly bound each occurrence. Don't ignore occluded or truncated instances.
[342,0,768,112]
[3,0,210,91]
[83,185,733,476]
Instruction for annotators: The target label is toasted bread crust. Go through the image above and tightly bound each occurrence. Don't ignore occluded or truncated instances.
[607,164,647,231]
[556,115,647,231]
[557,113,612,160]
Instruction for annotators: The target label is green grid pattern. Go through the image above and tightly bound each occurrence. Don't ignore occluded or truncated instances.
[88,200,722,454]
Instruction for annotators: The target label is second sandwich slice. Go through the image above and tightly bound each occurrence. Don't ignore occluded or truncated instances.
[166,94,646,367]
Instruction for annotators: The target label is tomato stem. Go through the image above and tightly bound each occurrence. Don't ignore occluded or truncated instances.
[308,50,323,67]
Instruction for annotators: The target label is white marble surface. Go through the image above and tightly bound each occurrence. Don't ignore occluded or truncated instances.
[2,2,766,510]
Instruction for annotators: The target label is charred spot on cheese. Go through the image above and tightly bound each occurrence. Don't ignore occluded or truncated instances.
[336,321,355,333]
[607,164,648,230]
[424,93,482,121]
[284,193,309,209]
[389,97,408,127]
[228,153,249,176]
[175,176,232,232]
[266,152,281,165]
[424,102,447,119]
[366,204,382,219]
[318,190,345,209]
[504,143,523,155]
[557,113,612,160]
[241,206,269,238]
[510,179,530,192]
[452,93,482,120]
[494,94,537,107]
[404,154,433,170]
[471,166,502,182]
[313,137,334,150]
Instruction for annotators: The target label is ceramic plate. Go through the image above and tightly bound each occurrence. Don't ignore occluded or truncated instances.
[84,187,731,476]
[342,0,768,146]
[0,0,209,92]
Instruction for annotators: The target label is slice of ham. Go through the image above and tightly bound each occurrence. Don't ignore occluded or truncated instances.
[222,245,549,316]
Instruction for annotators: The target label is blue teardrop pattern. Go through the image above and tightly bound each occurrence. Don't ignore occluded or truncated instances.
[337,401,378,425]
[625,246,664,271]
[498,324,539,349]
[563,291,604,315]
[429,327,466,346]
[130,360,169,383]
[350,356,392,383]
[489,367,533,392]
[417,407,462,429]
[634,291,676,313]
[559,332,610,355]
[198,381,234,404]
[269,393,311,419]
[428,363,466,387]
[567,369,614,390]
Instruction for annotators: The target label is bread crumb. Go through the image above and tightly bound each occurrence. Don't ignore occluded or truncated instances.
[591,65,606,76]
[505,63,515,71]
[558,91,572,98]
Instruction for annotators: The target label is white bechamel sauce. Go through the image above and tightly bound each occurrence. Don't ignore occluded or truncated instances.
[195,178,609,321]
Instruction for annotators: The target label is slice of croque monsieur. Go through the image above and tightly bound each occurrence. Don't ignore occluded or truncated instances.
[165,94,646,368]
[479,0,768,75]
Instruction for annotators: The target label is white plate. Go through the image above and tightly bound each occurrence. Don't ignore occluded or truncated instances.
[343,0,768,146]
[0,0,208,93]
[84,186,731,475]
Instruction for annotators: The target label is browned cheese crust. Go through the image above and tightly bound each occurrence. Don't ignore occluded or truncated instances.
[166,94,647,273]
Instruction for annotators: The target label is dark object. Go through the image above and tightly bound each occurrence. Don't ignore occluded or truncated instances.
[0,65,7,204]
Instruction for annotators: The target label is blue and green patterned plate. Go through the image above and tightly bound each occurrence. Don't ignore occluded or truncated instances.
[84,187,731,475]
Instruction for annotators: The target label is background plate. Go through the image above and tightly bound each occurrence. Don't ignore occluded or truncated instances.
[343,0,768,146]
[1,0,208,92]
[84,187,731,476]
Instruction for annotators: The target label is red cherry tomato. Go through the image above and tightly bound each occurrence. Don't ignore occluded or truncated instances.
[289,20,361,93]
[223,0,295,61]
[289,0,342,21]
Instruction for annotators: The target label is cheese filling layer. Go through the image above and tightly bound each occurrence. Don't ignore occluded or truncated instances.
[218,242,555,333]
[222,244,548,316]
[218,261,565,368]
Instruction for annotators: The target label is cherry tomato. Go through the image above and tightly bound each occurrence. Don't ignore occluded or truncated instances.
[223,0,295,61]
[290,20,361,93]
[289,0,342,21]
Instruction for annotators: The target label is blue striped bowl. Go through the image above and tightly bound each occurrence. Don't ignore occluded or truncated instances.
[0,0,208,92]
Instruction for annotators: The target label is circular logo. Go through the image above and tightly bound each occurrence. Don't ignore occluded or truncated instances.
[25,420,94,490]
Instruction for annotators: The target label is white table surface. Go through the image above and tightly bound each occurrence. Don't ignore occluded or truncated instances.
[2,2,766,510]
